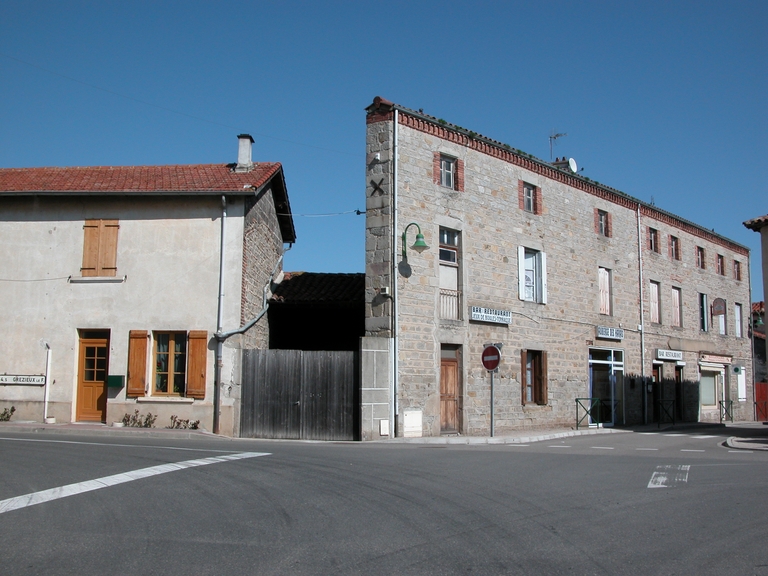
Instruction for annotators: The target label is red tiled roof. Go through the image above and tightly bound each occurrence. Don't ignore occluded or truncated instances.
[744,215,768,231]
[0,163,282,195]
[271,272,364,304]
[754,302,765,315]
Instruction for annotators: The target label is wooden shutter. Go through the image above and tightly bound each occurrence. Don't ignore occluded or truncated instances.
[186,330,208,399]
[455,159,464,192]
[126,330,148,397]
[81,219,118,277]
[433,152,441,185]
[520,349,527,406]
[534,186,542,215]
[538,352,548,405]
[99,220,119,276]
[606,212,612,237]
[81,220,100,276]
[517,246,526,300]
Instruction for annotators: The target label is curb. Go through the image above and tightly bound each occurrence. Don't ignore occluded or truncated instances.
[0,422,218,441]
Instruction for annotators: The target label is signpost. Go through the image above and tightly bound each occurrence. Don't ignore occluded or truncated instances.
[482,345,502,437]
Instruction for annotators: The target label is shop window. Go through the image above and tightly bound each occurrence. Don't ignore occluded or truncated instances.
[521,349,547,405]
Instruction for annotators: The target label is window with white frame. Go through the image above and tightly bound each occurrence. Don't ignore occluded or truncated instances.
[671,287,682,327]
[699,293,708,331]
[648,228,660,253]
[523,183,535,213]
[717,306,726,335]
[518,247,547,304]
[735,303,743,338]
[669,235,680,260]
[598,267,611,315]
[649,281,661,324]
[696,246,706,269]
[439,155,455,189]
[716,254,725,275]
[439,228,460,320]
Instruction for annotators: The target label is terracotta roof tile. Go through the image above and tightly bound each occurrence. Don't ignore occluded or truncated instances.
[754,302,765,314]
[744,215,768,231]
[271,272,364,304]
[0,163,282,194]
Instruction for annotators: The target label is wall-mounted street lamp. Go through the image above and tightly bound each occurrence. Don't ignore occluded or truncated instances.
[401,222,429,262]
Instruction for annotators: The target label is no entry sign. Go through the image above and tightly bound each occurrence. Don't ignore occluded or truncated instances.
[481,345,501,371]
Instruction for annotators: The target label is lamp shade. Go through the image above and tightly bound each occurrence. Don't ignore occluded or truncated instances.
[411,233,429,253]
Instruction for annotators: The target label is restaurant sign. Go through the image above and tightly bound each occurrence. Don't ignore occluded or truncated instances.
[596,326,624,340]
[470,306,511,325]
[656,349,683,361]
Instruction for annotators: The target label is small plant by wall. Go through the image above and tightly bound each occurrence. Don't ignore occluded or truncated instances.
[122,410,156,428]
[167,415,200,430]
[0,406,16,422]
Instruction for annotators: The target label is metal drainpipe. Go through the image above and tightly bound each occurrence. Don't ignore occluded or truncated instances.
[392,108,399,439]
[636,204,647,424]
[213,195,227,435]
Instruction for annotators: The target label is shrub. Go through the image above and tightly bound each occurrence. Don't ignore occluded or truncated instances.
[0,406,16,422]
[167,415,200,430]
[122,410,156,428]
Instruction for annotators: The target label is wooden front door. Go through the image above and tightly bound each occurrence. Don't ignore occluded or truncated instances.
[440,347,461,433]
[76,331,110,422]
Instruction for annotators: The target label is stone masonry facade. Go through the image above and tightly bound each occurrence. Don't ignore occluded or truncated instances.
[363,97,752,439]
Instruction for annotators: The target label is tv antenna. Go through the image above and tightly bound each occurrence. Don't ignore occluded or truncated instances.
[549,131,567,160]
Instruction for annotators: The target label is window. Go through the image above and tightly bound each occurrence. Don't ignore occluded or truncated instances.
[126,330,207,398]
[716,305,726,335]
[699,293,708,331]
[696,246,706,269]
[598,267,612,315]
[518,247,547,304]
[433,153,464,191]
[521,349,547,405]
[595,209,612,237]
[716,254,725,275]
[735,303,743,338]
[734,260,742,281]
[81,219,119,276]
[649,281,661,324]
[439,228,461,320]
[671,287,682,327]
[648,227,660,253]
[669,235,680,260]
[518,181,542,215]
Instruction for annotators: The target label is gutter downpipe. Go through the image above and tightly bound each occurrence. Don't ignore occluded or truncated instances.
[392,108,399,439]
[636,204,648,424]
[43,343,52,422]
[213,195,228,435]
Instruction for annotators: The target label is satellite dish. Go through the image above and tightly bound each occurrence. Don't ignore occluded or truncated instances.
[568,158,578,173]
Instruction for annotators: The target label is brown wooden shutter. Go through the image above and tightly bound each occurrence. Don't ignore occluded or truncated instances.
[538,351,548,405]
[520,349,527,406]
[126,330,148,397]
[99,220,119,276]
[455,159,464,191]
[433,152,441,185]
[518,180,525,211]
[534,186,542,215]
[81,220,100,276]
[606,212,612,238]
[186,330,208,399]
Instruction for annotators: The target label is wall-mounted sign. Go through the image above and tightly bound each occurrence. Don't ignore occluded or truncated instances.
[470,306,511,325]
[657,349,683,361]
[597,326,624,340]
[712,298,726,316]
[700,353,732,364]
[0,375,45,385]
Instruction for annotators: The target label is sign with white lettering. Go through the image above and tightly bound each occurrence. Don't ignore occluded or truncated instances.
[470,306,511,325]
[596,326,624,340]
[656,349,683,361]
[700,354,732,364]
[0,375,45,385]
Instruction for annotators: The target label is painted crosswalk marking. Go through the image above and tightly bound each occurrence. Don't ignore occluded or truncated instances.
[647,464,690,488]
[0,451,270,515]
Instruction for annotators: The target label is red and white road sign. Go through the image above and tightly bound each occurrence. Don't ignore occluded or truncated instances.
[481,345,501,371]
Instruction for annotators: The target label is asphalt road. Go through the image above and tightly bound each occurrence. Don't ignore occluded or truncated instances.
[0,429,766,575]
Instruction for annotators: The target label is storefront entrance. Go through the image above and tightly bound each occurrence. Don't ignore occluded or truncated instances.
[588,348,624,426]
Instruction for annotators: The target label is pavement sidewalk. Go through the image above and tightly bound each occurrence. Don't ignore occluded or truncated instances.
[1,419,767,448]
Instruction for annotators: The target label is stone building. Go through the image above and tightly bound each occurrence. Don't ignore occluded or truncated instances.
[361,97,752,439]
[0,135,295,435]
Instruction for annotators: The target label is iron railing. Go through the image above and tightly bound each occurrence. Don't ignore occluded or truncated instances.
[576,397,618,429]
[655,399,676,428]
[719,400,734,423]
[439,289,461,320]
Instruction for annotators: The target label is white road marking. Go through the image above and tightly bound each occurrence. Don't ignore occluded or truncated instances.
[664,433,686,437]
[639,432,659,435]
[636,448,659,451]
[0,451,269,515]
[681,449,705,452]
[729,450,753,453]
[591,447,614,450]
[547,445,571,448]
[648,465,690,488]
[692,435,717,439]
[508,444,530,447]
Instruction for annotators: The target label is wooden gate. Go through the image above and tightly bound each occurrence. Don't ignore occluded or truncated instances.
[240,349,359,440]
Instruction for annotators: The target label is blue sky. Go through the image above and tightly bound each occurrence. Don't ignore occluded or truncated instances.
[1,1,766,299]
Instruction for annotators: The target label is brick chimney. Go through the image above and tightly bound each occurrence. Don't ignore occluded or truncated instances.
[235,134,254,172]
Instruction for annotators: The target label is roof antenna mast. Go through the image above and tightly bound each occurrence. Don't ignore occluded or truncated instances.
[549,131,567,161]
